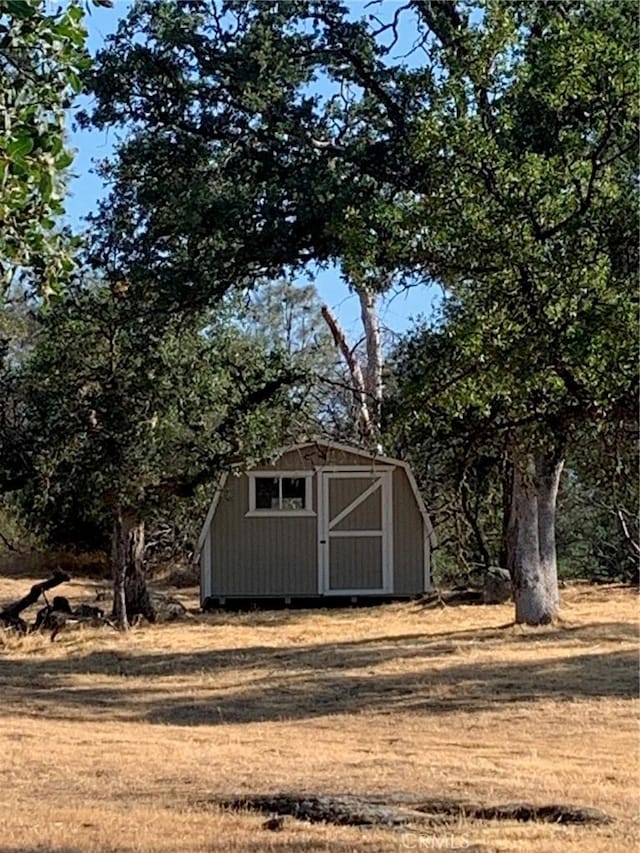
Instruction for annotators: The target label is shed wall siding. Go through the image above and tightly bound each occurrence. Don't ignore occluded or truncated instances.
[210,474,318,596]
[329,537,383,590]
[392,468,426,594]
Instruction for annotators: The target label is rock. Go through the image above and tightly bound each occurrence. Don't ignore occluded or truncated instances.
[483,567,512,604]
[51,596,72,613]
[221,794,442,828]
[261,816,285,831]
[415,798,612,825]
[149,592,189,622]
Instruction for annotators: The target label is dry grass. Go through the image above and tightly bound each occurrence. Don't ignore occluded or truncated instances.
[0,574,637,852]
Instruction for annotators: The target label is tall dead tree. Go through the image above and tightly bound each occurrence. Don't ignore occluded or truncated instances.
[321,283,383,446]
[357,286,383,431]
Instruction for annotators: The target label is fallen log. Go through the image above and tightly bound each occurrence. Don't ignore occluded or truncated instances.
[419,588,484,608]
[0,571,70,631]
[415,798,613,825]
[219,794,428,827]
[217,792,612,829]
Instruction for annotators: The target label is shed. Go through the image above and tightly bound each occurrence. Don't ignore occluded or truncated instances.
[197,440,435,606]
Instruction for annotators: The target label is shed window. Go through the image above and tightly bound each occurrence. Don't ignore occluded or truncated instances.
[255,477,280,509]
[248,472,314,517]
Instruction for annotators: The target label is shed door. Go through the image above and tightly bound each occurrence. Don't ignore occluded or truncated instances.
[318,470,393,594]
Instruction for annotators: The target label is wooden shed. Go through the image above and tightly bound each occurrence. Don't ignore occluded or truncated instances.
[197,440,435,606]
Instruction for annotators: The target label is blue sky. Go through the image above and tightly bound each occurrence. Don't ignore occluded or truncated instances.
[66,0,438,339]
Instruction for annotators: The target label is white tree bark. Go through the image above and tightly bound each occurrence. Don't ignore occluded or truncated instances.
[510,449,564,625]
[321,304,374,442]
[537,455,563,610]
[321,287,383,444]
[357,286,383,430]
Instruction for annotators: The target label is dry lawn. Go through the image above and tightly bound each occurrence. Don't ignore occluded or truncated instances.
[0,574,637,853]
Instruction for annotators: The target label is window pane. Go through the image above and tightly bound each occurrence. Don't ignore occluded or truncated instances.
[255,477,279,509]
[282,477,306,510]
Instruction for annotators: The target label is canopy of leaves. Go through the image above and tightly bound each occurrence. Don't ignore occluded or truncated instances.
[10,283,301,547]
[86,0,637,356]
[81,0,429,307]
[391,0,638,454]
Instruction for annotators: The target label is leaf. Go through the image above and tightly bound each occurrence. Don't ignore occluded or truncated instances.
[7,135,34,160]
[68,71,83,94]
[54,150,74,170]
[5,0,36,19]
[67,5,84,23]
[39,171,53,202]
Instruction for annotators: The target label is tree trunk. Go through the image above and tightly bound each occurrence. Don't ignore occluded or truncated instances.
[500,457,516,573]
[357,285,383,432]
[510,449,564,625]
[111,507,154,630]
[537,455,564,613]
[321,304,374,442]
[321,285,383,447]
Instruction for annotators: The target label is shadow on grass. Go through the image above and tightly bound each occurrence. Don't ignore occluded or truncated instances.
[0,848,82,853]
[1,618,637,680]
[0,619,636,726]
[144,647,638,725]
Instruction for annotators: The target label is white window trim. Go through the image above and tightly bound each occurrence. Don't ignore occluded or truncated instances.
[246,471,315,517]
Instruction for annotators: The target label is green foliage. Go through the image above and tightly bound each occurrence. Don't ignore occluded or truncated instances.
[85,0,637,360]
[81,0,428,305]
[82,1,637,582]
[377,1,638,583]
[11,282,301,548]
[394,0,638,462]
[386,320,509,582]
[388,318,639,585]
[0,0,90,296]
[556,421,638,583]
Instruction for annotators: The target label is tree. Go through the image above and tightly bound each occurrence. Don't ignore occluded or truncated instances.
[229,279,357,439]
[0,0,91,296]
[383,1,637,623]
[388,305,638,590]
[85,0,638,623]
[12,282,300,628]
[387,321,508,582]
